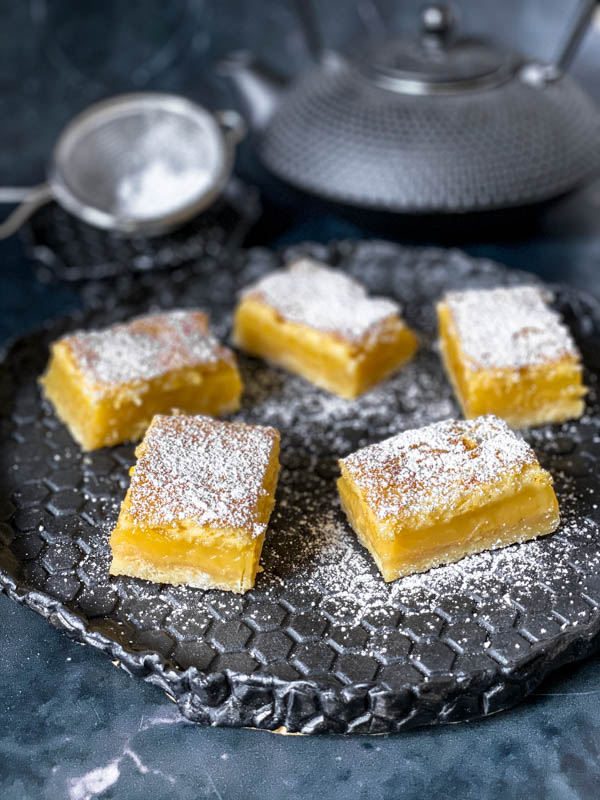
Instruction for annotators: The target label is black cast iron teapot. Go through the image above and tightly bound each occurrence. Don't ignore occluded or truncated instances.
[222,1,600,213]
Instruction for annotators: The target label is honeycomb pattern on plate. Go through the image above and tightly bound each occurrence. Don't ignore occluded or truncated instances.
[23,177,261,283]
[1,242,600,734]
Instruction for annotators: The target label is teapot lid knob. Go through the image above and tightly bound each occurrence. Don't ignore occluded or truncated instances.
[355,1,516,95]
[421,4,454,39]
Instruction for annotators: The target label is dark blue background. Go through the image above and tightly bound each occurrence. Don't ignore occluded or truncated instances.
[2,2,600,797]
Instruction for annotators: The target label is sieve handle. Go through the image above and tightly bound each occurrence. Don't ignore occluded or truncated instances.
[0,183,53,240]
[214,110,247,146]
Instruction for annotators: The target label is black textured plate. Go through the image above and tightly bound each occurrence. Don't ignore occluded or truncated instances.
[22,177,261,283]
[2,241,600,735]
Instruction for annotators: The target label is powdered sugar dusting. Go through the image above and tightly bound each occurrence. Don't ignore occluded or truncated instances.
[66,309,231,393]
[112,112,218,220]
[241,257,400,343]
[444,286,580,370]
[341,416,537,522]
[126,414,279,533]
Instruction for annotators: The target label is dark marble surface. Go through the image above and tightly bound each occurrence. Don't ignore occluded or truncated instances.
[2,1,600,797]
[3,591,600,800]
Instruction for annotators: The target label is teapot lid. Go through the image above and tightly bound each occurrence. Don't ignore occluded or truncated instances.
[355,4,518,95]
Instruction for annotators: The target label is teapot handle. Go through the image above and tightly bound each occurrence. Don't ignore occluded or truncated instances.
[214,110,247,146]
[555,0,596,71]
[292,0,324,62]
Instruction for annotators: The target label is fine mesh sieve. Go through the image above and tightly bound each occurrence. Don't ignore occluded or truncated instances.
[0,93,245,238]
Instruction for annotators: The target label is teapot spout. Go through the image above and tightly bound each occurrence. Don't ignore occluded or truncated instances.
[219,51,286,131]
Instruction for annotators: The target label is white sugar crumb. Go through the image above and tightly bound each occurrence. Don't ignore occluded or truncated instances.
[242,257,400,343]
[341,416,537,521]
[444,286,580,370]
[66,309,229,392]
[126,414,278,533]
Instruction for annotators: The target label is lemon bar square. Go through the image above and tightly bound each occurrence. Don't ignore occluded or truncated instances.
[109,414,280,593]
[438,286,587,428]
[338,415,560,582]
[40,309,243,450]
[233,257,417,398]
